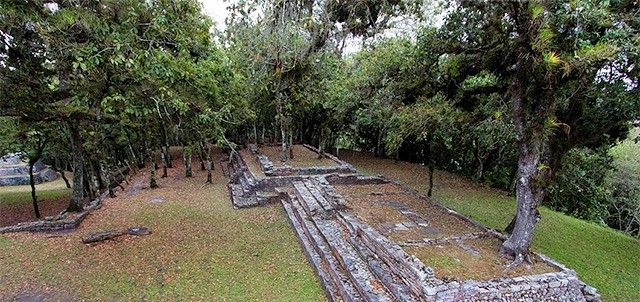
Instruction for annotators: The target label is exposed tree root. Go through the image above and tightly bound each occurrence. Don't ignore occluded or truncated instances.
[500,253,525,279]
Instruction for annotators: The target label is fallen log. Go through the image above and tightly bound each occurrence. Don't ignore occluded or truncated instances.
[81,230,124,244]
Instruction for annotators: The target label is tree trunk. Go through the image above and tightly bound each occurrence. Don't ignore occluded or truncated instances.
[500,137,543,258]
[118,161,130,185]
[277,92,287,162]
[161,151,168,178]
[28,159,41,219]
[500,81,546,259]
[317,133,325,160]
[253,122,258,144]
[184,147,192,178]
[125,130,142,168]
[475,141,485,179]
[289,132,294,159]
[198,141,207,171]
[149,150,158,189]
[206,159,213,183]
[84,161,96,199]
[51,157,71,188]
[100,161,115,198]
[67,124,84,212]
[165,144,173,168]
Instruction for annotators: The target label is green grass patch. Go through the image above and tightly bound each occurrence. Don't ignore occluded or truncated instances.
[0,178,71,207]
[0,189,71,207]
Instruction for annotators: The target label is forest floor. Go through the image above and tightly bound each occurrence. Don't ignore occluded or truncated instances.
[339,150,640,302]
[0,148,324,301]
[0,178,73,227]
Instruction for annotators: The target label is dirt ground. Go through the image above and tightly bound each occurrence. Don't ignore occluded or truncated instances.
[259,145,340,168]
[0,195,71,227]
[0,177,76,228]
[0,148,324,301]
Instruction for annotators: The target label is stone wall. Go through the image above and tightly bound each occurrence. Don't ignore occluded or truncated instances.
[252,144,357,177]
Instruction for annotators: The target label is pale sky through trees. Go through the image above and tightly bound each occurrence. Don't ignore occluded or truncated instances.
[200,0,231,30]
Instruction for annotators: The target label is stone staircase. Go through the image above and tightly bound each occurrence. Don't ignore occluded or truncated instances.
[0,157,59,186]
[282,179,433,302]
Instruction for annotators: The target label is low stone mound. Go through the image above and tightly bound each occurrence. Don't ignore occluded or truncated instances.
[0,154,60,186]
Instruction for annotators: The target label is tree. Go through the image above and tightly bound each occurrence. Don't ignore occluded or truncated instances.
[225,0,422,159]
[440,0,639,263]
[1,0,247,212]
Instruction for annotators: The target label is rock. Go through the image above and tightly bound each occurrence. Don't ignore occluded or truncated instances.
[394,223,409,231]
[150,198,164,203]
[402,221,418,228]
[126,227,151,236]
[81,230,124,244]
[583,285,597,295]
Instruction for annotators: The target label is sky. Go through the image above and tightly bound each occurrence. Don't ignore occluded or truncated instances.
[200,0,232,30]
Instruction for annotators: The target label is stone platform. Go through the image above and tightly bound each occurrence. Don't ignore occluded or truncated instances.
[0,154,60,186]
[228,145,601,302]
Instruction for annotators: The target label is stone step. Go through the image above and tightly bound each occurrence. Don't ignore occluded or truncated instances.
[281,198,343,302]
[293,181,324,216]
[292,182,394,302]
[335,211,430,301]
[303,179,335,212]
[287,195,362,302]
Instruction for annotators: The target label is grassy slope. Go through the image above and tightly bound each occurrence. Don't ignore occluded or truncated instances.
[340,150,639,302]
[0,178,70,207]
[0,156,325,301]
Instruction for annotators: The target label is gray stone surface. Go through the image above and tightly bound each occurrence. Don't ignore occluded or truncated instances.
[0,157,60,186]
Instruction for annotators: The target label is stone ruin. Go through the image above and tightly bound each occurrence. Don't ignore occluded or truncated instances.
[0,153,60,186]
[228,144,601,302]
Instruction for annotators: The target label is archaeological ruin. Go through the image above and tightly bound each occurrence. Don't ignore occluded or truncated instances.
[228,144,601,302]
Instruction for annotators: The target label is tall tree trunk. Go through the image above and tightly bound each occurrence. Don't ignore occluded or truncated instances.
[125,130,142,168]
[149,150,158,189]
[28,159,41,219]
[289,132,294,159]
[67,124,84,212]
[500,82,547,259]
[161,151,168,178]
[184,147,192,178]
[276,92,287,162]
[100,161,115,198]
[253,122,258,144]
[205,144,213,184]
[165,143,173,168]
[84,161,96,199]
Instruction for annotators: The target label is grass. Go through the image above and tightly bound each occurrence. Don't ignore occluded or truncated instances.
[0,178,71,206]
[0,151,325,301]
[0,189,70,207]
[340,150,640,302]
